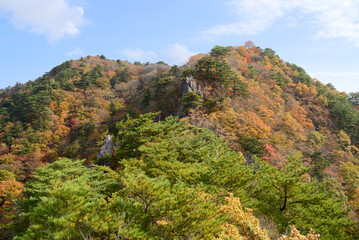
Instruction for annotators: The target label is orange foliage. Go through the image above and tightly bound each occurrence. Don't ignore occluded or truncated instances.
[289,105,314,128]
[239,111,272,139]
[0,180,23,213]
[245,52,252,64]
[52,124,70,143]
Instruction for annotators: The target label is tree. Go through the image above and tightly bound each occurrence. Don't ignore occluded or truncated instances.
[195,56,241,92]
[340,162,359,198]
[244,41,255,49]
[348,92,359,107]
[0,180,23,238]
[116,173,223,239]
[14,155,264,239]
[180,91,203,111]
[14,158,121,240]
[210,45,230,57]
[248,152,353,239]
[261,48,277,59]
[218,193,269,240]
[279,226,319,240]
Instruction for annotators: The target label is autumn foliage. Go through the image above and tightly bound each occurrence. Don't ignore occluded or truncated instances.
[0,45,358,239]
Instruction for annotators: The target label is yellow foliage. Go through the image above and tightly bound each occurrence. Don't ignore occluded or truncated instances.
[316,95,328,107]
[107,70,116,78]
[295,83,310,96]
[295,83,317,98]
[0,153,16,164]
[218,193,269,240]
[270,132,289,147]
[279,113,305,141]
[279,226,320,240]
[96,77,110,89]
[257,105,275,122]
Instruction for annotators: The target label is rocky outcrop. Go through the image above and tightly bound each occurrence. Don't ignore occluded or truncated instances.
[178,76,203,117]
[182,76,203,98]
[96,135,113,166]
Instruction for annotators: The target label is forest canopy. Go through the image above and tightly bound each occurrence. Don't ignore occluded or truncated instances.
[1,44,359,239]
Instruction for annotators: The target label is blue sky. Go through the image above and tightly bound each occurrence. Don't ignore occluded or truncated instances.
[0,0,359,92]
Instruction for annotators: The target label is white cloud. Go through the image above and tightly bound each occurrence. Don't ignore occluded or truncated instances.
[165,44,195,65]
[122,48,158,62]
[66,46,83,56]
[311,71,359,93]
[202,0,359,46]
[203,0,287,36]
[0,0,85,41]
[304,0,359,47]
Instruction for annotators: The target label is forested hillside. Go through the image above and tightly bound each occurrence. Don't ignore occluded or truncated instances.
[1,42,359,239]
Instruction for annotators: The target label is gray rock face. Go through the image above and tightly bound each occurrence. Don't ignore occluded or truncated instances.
[182,76,203,98]
[178,76,203,117]
[96,135,113,166]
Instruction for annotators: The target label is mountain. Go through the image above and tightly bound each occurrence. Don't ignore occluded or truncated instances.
[1,42,359,239]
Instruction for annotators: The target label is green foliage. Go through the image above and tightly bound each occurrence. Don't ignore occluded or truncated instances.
[248,152,353,239]
[210,45,230,57]
[156,61,168,65]
[114,113,252,191]
[203,97,224,113]
[49,61,82,90]
[261,48,278,59]
[182,67,196,80]
[118,67,131,83]
[5,82,54,130]
[287,63,312,86]
[79,117,96,138]
[3,121,23,146]
[247,65,259,78]
[13,147,260,239]
[180,91,203,111]
[140,89,151,109]
[271,73,286,88]
[348,92,359,107]
[169,65,180,76]
[331,99,359,136]
[239,136,266,157]
[309,150,328,181]
[77,65,103,89]
[154,76,174,92]
[194,56,247,96]
[195,56,232,86]
[116,173,223,239]
[109,101,117,115]
[15,158,121,239]
[1,46,359,239]
[114,112,160,160]
[65,140,80,158]
[231,74,248,97]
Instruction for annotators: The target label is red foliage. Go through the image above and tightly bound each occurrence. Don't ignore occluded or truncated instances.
[69,118,80,129]
[263,144,276,162]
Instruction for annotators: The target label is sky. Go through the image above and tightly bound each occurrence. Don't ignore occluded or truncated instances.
[0,0,359,92]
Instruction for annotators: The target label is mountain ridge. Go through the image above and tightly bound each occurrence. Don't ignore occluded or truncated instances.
[1,43,359,239]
